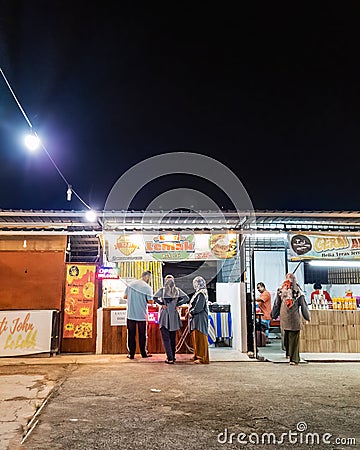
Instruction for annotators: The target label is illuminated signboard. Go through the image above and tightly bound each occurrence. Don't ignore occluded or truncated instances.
[97,266,119,279]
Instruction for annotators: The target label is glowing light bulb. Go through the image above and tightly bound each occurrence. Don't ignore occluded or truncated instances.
[85,210,97,222]
[24,133,40,151]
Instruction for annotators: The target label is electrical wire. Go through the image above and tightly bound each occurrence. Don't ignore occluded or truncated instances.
[0,67,91,210]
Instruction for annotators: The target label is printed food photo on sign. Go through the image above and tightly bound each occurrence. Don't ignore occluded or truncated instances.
[64,297,77,315]
[73,322,92,338]
[209,234,237,259]
[83,281,95,299]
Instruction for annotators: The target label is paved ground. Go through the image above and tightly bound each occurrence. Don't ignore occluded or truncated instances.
[0,353,359,450]
[258,336,360,363]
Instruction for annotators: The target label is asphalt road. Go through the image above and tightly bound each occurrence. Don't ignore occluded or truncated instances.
[2,358,357,450]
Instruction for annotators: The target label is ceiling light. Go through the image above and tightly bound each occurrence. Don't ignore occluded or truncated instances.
[309,260,360,267]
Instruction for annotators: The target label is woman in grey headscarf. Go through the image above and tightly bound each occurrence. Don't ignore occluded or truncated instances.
[188,276,210,364]
[153,275,189,364]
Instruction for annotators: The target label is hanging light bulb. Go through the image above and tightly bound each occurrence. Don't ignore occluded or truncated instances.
[67,185,72,201]
[24,132,40,151]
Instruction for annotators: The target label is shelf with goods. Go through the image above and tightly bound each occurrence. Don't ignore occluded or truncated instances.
[311,295,359,310]
[332,297,358,311]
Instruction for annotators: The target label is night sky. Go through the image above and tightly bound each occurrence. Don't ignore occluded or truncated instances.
[1,2,360,212]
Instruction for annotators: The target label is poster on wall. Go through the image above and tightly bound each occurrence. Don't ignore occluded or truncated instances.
[0,310,54,357]
[289,232,360,260]
[110,309,127,326]
[105,233,238,262]
[63,264,96,339]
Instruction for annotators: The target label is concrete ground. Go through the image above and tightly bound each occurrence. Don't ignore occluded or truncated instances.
[0,351,359,450]
[258,335,360,363]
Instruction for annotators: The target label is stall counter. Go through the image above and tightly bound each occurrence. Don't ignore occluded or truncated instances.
[97,307,192,355]
[300,310,360,353]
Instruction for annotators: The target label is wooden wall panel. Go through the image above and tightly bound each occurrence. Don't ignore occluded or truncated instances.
[0,236,66,251]
[300,310,360,353]
[0,251,65,310]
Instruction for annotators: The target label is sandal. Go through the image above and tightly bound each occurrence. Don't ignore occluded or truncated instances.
[165,360,174,364]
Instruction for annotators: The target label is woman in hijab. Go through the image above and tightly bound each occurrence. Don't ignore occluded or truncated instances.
[271,273,310,365]
[153,275,189,364]
[188,276,210,364]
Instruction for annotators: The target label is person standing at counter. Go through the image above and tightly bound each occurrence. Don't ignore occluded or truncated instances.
[188,276,210,364]
[255,282,272,338]
[124,270,153,359]
[153,275,189,364]
[271,272,310,365]
[310,282,332,304]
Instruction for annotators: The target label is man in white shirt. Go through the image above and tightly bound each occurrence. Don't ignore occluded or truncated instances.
[124,270,153,359]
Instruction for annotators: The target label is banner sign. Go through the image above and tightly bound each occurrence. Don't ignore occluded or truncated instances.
[105,233,238,262]
[289,232,360,260]
[63,264,96,338]
[0,310,53,357]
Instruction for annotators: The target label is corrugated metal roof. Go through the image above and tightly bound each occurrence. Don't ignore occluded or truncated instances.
[2,209,360,262]
[2,209,360,233]
[0,209,102,234]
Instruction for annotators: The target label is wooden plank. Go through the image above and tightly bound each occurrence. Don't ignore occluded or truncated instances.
[300,311,360,353]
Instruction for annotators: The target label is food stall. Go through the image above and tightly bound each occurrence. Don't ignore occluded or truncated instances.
[288,232,360,353]
[96,230,247,355]
[97,260,166,354]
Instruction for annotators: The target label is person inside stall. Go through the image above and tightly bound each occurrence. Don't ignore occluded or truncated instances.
[255,282,272,338]
[310,282,331,304]
[153,275,189,364]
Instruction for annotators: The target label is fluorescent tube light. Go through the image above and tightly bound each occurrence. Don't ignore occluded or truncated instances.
[309,260,360,267]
